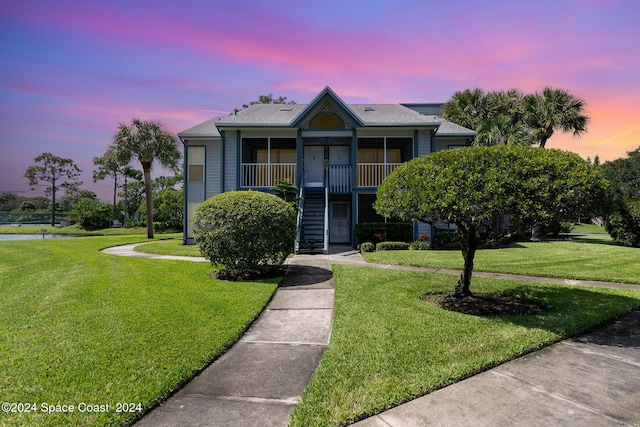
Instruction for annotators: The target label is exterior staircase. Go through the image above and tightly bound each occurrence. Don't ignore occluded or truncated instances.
[298,188,325,254]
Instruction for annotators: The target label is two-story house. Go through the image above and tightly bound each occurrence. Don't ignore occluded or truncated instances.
[178,86,475,252]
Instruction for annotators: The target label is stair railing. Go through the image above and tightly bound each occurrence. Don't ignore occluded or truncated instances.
[294,184,304,254]
[323,183,329,255]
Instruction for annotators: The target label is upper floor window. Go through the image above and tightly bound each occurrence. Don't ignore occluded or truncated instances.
[310,113,344,129]
[188,146,204,182]
[357,137,411,163]
[241,138,296,187]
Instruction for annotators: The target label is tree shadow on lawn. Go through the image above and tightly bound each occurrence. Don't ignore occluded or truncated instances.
[422,284,640,348]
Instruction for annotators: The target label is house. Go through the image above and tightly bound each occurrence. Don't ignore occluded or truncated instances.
[178,86,475,252]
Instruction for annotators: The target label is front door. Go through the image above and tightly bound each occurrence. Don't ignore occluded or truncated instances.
[330,202,350,243]
[303,146,324,187]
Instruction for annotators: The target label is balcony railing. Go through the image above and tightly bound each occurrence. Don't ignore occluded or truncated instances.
[241,163,296,187]
[358,163,402,187]
[327,164,351,193]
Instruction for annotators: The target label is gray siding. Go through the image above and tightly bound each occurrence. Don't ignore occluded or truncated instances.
[434,137,468,152]
[418,129,432,157]
[206,139,221,198]
[224,133,237,192]
[416,221,432,240]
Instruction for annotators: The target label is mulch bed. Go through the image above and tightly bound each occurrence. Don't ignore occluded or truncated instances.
[421,292,550,316]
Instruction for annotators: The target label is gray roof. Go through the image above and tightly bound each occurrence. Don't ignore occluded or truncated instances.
[435,119,477,136]
[214,104,306,127]
[177,117,221,139]
[349,104,440,126]
[178,87,475,137]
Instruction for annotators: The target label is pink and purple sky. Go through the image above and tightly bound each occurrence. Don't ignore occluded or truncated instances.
[1,0,639,202]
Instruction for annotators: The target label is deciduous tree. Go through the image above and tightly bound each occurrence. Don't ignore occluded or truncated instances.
[375,146,609,298]
[24,153,82,226]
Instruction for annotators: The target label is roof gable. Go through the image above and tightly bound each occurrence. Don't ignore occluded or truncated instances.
[291,86,364,129]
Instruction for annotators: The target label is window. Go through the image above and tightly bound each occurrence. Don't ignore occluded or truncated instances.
[310,113,344,129]
[241,138,296,186]
[357,137,411,187]
[188,146,204,182]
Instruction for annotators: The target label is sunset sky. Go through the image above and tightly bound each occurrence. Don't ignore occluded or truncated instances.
[1,0,639,201]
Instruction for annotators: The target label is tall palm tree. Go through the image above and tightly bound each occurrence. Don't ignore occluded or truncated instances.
[475,115,534,146]
[111,119,181,238]
[441,88,488,131]
[523,87,589,148]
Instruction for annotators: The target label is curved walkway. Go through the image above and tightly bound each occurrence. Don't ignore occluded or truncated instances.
[102,244,640,426]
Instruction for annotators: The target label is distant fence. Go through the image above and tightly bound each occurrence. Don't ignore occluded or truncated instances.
[0,212,68,225]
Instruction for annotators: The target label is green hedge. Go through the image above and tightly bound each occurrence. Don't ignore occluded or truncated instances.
[0,211,68,224]
[606,198,640,247]
[356,222,413,245]
[376,241,410,251]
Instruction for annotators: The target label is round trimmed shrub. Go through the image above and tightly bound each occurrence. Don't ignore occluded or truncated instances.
[193,191,296,279]
[360,242,375,252]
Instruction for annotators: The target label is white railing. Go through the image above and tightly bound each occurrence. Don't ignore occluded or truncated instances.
[324,186,329,254]
[294,185,304,254]
[357,163,402,187]
[241,163,296,187]
[327,164,351,193]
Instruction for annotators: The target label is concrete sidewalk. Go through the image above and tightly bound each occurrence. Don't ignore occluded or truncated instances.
[134,252,336,427]
[102,244,640,426]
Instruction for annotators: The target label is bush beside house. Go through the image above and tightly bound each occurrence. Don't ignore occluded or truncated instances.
[193,191,296,279]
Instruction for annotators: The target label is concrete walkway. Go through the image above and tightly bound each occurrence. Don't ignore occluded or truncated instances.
[132,249,336,427]
[101,244,640,426]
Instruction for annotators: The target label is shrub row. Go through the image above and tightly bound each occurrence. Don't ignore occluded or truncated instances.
[355,222,413,245]
[376,241,410,251]
[360,240,432,252]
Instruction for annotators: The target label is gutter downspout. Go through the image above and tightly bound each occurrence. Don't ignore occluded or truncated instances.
[179,137,188,245]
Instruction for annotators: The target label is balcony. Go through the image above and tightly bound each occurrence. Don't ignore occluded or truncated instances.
[357,163,401,187]
[241,163,296,187]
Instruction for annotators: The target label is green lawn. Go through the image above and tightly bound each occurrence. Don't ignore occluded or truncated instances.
[364,235,640,284]
[290,265,640,426]
[571,223,607,234]
[0,224,181,237]
[134,239,204,257]
[0,236,277,426]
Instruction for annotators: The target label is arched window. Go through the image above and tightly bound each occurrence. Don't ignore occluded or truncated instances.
[310,113,344,129]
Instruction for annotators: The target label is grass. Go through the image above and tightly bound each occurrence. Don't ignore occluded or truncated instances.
[363,235,640,284]
[0,236,278,426]
[571,223,607,234]
[290,265,640,426]
[133,239,204,257]
[0,224,181,237]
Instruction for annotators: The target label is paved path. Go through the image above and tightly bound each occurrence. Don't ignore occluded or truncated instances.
[101,244,640,426]
[132,249,336,427]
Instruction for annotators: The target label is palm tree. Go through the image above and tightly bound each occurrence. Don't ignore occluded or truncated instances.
[523,87,588,148]
[441,88,487,131]
[474,115,534,146]
[111,119,181,238]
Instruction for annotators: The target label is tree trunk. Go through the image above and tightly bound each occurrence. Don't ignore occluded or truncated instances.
[51,186,56,227]
[113,174,118,213]
[143,166,154,239]
[50,175,57,227]
[453,225,477,298]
